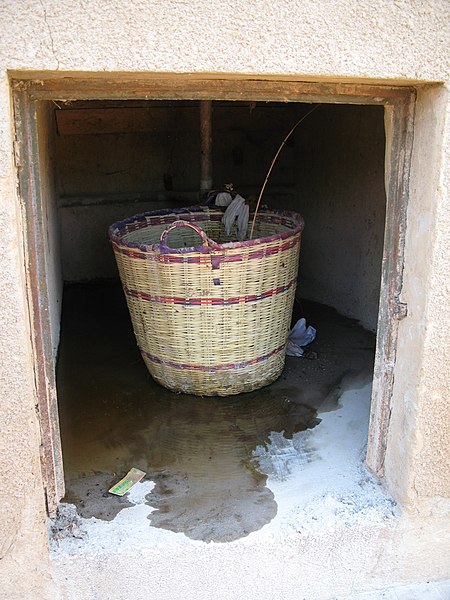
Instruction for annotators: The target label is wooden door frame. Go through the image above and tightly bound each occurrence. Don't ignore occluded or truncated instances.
[10,72,415,513]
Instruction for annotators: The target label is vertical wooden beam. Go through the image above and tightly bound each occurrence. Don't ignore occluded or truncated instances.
[199,100,213,197]
[13,91,65,514]
[366,93,416,477]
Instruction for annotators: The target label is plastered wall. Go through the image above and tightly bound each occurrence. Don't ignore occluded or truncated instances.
[385,85,450,509]
[0,95,54,600]
[292,104,386,331]
[0,1,448,598]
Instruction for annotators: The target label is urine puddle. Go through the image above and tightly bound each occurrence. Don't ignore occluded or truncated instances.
[57,283,373,543]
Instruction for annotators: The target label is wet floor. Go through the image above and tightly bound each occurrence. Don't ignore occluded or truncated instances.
[57,282,376,542]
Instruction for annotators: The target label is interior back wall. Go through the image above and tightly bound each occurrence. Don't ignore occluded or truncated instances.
[55,101,300,281]
[291,104,386,331]
[54,101,386,331]
[56,101,199,281]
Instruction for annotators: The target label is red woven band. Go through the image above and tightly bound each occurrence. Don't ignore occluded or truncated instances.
[113,235,299,263]
[140,344,285,372]
[125,277,296,306]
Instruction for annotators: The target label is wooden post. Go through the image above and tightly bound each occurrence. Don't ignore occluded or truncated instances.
[200,100,213,197]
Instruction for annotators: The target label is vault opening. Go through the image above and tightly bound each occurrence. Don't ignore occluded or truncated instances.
[11,76,414,541]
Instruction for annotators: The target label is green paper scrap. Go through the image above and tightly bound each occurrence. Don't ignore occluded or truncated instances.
[108,467,146,496]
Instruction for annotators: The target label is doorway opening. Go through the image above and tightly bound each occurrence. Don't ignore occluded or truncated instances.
[12,75,414,543]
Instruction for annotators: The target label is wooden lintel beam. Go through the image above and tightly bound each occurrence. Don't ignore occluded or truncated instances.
[10,76,415,106]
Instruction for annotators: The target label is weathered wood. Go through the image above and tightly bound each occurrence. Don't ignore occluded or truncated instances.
[199,100,213,196]
[12,93,65,514]
[366,92,416,477]
[11,74,414,105]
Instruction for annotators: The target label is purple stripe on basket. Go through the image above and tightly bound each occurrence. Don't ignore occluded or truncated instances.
[124,277,297,306]
[140,344,285,372]
[112,235,300,263]
[108,205,305,254]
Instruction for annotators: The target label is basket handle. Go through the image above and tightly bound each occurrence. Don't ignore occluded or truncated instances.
[159,220,216,252]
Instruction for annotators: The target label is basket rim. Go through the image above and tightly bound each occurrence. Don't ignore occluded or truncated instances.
[109,205,304,254]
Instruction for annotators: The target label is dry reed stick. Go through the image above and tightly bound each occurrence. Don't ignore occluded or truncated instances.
[249,104,320,240]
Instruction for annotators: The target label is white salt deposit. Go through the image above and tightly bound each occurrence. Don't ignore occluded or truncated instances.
[127,479,155,505]
[250,382,396,538]
[51,381,396,555]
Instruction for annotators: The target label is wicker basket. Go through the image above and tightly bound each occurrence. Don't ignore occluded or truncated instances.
[109,206,304,396]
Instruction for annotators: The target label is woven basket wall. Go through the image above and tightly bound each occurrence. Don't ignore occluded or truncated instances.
[109,206,304,396]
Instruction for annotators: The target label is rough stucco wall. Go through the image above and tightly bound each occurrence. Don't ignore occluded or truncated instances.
[0,0,448,81]
[0,1,448,598]
[385,85,450,511]
[0,77,55,599]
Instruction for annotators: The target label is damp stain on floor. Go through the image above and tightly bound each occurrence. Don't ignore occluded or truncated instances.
[57,283,375,543]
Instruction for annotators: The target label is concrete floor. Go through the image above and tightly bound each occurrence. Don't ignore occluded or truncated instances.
[52,284,449,598]
[56,282,376,543]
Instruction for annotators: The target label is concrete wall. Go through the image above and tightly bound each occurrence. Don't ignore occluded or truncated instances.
[384,84,450,510]
[0,94,54,600]
[292,104,386,331]
[0,1,448,599]
[56,101,212,281]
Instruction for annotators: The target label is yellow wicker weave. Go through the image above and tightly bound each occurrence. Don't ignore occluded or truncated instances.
[109,206,304,396]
